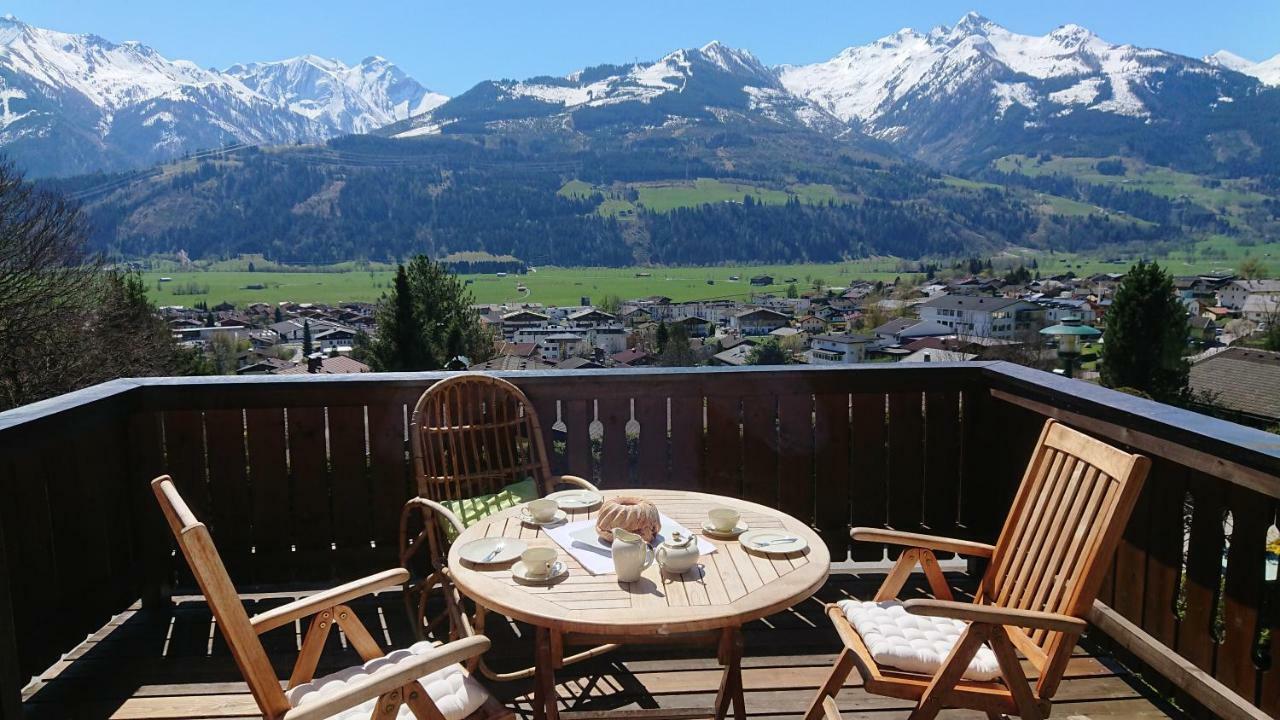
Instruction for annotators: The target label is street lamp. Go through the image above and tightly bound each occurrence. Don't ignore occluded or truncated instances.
[1039,315,1101,379]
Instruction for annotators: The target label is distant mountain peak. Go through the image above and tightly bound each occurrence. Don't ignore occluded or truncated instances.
[0,17,446,176]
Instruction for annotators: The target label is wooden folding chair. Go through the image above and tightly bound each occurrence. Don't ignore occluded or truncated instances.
[807,419,1150,720]
[398,372,610,681]
[151,475,512,720]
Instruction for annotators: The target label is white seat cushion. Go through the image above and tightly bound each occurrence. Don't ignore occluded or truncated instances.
[838,600,1001,682]
[287,641,491,720]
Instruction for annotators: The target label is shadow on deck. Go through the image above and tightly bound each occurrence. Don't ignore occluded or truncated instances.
[22,573,1184,720]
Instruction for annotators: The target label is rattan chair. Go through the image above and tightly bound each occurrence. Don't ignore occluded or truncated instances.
[399,373,606,681]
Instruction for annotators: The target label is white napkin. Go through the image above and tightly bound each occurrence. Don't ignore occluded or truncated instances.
[543,514,716,575]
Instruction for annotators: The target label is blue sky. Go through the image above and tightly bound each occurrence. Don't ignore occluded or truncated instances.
[8,1,1279,94]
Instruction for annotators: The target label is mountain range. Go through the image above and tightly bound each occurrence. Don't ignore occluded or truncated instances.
[0,15,445,176]
[3,12,1279,178]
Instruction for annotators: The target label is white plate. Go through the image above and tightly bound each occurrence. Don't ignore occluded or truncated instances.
[701,520,749,538]
[512,560,568,584]
[545,489,603,509]
[739,529,807,555]
[458,537,526,565]
[521,508,568,526]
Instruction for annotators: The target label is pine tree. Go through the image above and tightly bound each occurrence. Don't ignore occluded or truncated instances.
[273,306,283,323]
[302,319,313,357]
[357,257,492,372]
[656,321,670,354]
[1099,261,1189,403]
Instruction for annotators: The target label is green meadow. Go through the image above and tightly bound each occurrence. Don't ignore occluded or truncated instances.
[143,260,918,308]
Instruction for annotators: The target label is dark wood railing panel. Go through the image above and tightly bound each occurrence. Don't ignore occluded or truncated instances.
[704,396,741,498]
[849,393,888,560]
[814,393,852,556]
[598,396,630,488]
[634,396,667,490]
[1218,485,1271,704]
[887,392,925,554]
[741,395,779,509]
[776,393,816,531]
[244,407,290,580]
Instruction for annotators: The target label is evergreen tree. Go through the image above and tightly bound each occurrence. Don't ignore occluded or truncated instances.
[658,324,697,367]
[656,321,670,354]
[747,337,790,365]
[273,306,283,323]
[302,319,313,357]
[358,256,493,371]
[786,283,798,299]
[1099,261,1189,403]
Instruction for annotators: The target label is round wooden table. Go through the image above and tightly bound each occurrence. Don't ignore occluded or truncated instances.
[448,489,830,720]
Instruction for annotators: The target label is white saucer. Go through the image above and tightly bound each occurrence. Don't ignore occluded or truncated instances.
[545,489,603,510]
[739,529,807,555]
[512,560,568,584]
[521,509,568,527]
[701,520,748,538]
[458,537,526,565]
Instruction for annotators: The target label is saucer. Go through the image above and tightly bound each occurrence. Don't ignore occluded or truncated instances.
[701,520,748,538]
[512,560,568,584]
[521,509,568,526]
[545,489,603,510]
[458,537,526,565]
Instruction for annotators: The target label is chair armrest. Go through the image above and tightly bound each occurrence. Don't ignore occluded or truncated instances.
[850,527,995,558]
[550,474,598,492]
[283,635,491,720]
[903,599,1087,634]
[251,569,410,634]
[402,497,465,538]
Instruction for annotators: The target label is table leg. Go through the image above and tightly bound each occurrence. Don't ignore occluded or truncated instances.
[533,626,560,720]
[713,626,744,720]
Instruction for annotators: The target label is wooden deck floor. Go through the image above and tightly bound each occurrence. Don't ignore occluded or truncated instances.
[21,572,1184,720]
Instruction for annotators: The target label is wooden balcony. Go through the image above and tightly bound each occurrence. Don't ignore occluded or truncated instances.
[1,363,1277,719]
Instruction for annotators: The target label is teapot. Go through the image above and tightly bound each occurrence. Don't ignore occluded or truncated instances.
[656,531,700,574]
[611,527,654,582]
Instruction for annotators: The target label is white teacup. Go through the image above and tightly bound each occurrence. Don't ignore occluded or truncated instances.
[521,547,558,578]
[522,498,559,523]
[708,507,740,532]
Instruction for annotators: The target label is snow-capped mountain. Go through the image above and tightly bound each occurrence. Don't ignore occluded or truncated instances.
[390,41,843,139]
[225,55,447,135]
[0,16,445,176]
[776,12,1269,166]
[1205,50,1280,86]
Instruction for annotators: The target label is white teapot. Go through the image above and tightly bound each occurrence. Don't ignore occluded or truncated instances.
[656,531,700,574]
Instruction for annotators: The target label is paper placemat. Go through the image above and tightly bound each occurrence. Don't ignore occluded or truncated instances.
[543,513,716,575]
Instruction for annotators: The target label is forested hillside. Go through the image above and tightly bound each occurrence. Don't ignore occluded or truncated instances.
[45,131,1183,266]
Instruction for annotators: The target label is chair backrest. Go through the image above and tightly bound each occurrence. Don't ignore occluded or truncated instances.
[151,476,291,719]
[410,373,553,502]
[977,420,1149,699]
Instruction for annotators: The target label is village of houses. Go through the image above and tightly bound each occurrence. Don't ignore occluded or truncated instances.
[163,272,1280,429]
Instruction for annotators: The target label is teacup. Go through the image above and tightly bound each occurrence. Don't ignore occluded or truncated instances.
[521,547,558,578]
[708,507,740,532]
[522,498,559,523]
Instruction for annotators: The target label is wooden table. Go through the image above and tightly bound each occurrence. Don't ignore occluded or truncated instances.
[447,489,830,720]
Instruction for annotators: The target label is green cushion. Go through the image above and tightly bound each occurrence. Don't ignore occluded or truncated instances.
[439,478,538,542]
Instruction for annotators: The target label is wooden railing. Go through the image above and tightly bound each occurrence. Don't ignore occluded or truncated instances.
[0,363,1276,718]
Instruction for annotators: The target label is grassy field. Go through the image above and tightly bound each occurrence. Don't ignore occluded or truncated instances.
[143,260,921,308]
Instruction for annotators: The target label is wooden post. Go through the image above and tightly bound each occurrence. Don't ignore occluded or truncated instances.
[0,512,23,719]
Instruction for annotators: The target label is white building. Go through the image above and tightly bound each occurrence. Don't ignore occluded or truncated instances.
[806,334,872,364]
[918,296,1043,339]
[1243,294,1280,324]
[1220,280,1280,310]
[536,333,587,363]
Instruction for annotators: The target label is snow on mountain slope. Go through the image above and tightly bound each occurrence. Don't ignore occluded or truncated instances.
[1206,50,1280,86]
[394,41,842,138]
[0,15,445,175]
[779,11,1240,130]
[226,55,446,134]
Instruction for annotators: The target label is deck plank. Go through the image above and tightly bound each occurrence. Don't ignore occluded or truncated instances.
[22,576,1182,720]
